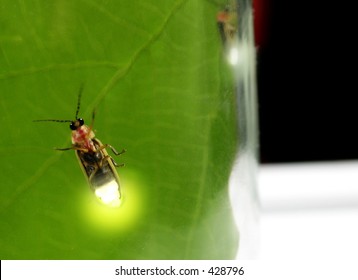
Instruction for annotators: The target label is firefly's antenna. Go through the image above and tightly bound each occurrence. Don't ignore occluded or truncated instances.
[75,83,84,119]
[33,119,72,123]
[33,84,84,123]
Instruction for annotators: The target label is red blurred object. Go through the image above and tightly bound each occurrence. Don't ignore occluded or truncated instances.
[253,0,270,47]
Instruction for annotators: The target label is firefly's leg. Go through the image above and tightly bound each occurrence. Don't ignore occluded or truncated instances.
[55,147,89,152]
[110,158,125,167]
[97,144,126,156]
[97,144,126,167]
[98,154,125,168]
[107,146,125,167]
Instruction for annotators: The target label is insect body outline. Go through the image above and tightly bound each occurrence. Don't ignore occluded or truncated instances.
[34,86,125,207]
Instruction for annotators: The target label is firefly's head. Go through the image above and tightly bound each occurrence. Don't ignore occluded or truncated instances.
[70,118,85,130]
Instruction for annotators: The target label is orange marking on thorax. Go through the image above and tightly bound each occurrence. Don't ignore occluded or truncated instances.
[72,125,96,152]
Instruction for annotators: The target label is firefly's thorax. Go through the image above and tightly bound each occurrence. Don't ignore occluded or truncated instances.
[70,119,96,152]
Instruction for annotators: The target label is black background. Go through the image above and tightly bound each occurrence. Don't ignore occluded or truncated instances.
[255,1,356,163]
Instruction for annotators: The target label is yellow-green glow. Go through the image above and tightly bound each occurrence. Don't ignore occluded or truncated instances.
[80,169,145,235]
[94,180,121,207]
[228,46,240,65]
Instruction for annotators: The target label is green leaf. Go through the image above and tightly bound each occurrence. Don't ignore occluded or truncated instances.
[0,0,240,259]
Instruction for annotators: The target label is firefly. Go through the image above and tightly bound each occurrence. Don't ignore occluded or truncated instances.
[217,6,238,44]
[34,86,125,207]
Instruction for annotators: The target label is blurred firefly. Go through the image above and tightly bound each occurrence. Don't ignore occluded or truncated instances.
[34,86,126,207]
[217,5,238,44]
[217,5,240,65]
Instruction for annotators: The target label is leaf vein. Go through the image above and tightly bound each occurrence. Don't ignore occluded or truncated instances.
[0,61,121,80]
[89,0,188,110]
[0,153,62,213]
